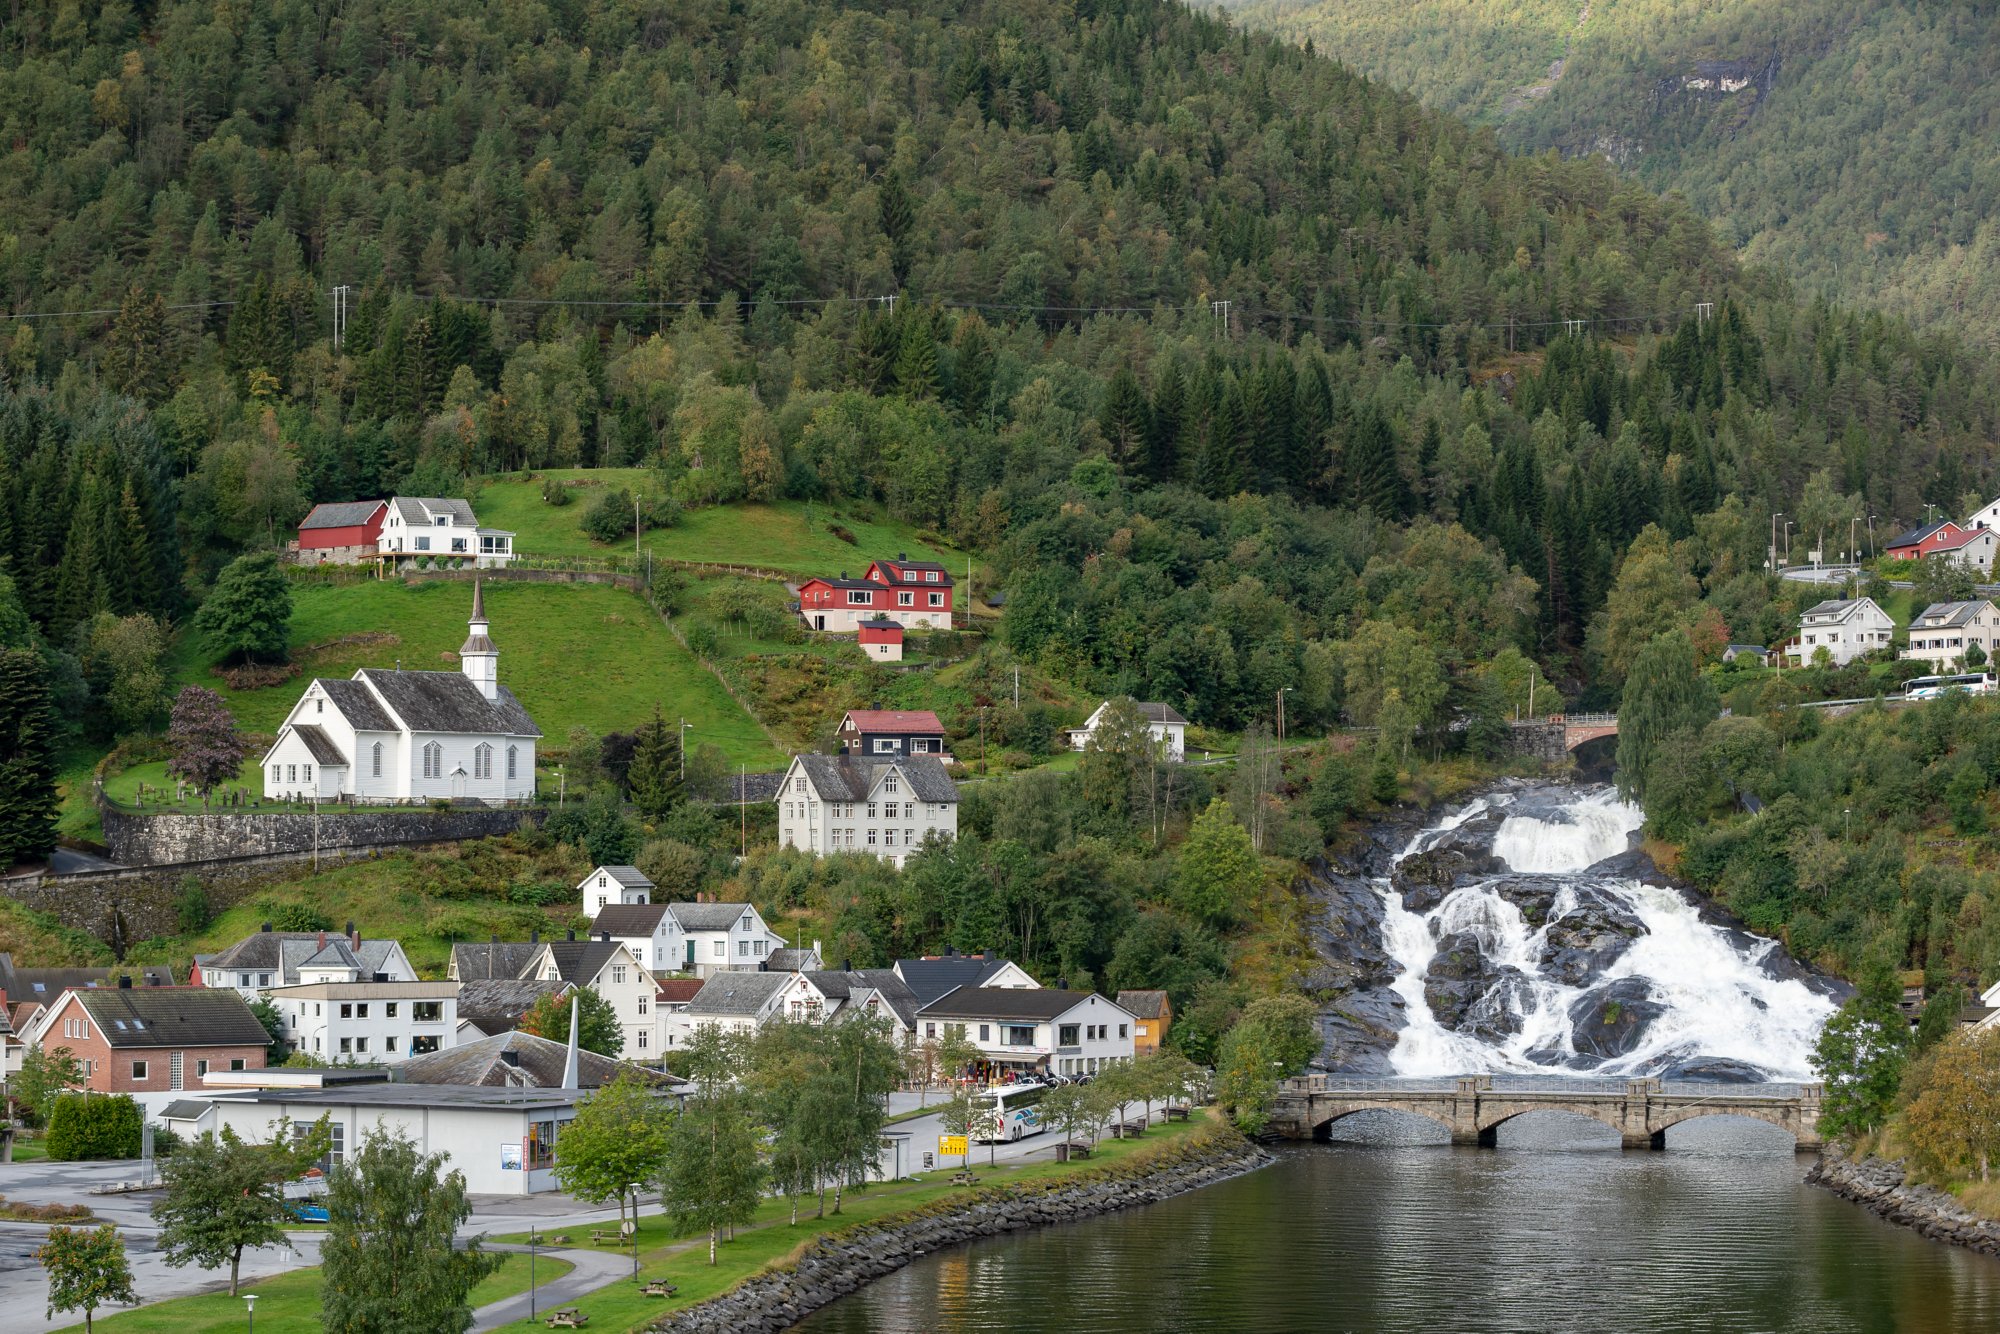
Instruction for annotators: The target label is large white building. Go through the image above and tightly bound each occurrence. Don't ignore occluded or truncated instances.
[775,755,959,865]
[664,968,922,1050]
[263,980,459,1064]
[588,899,797,979]
[448,934,659,1058]
[1788,597,1896,668]
[914,986,1137,1080]
[377,496,516,568]
[192,926,418,1000]
[1065,699,1188,760]
[261,582,540,804]
[1903,600,2000,672]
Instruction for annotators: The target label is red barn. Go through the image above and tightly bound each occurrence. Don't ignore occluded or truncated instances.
[295,500,387,565]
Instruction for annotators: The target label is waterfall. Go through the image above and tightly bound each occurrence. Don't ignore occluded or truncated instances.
[1373,786,1839,1080]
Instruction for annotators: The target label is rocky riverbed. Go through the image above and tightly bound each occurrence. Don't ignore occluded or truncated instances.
[1809,1148,2000,1258]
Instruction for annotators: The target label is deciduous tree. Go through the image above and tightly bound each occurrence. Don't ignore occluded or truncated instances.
[164,685,249,796]
[518,988,626,1058]
[553,1070,674,1235]
[321,1127,499,1334]
[191,552,292,664]
[36,1224,135,1333]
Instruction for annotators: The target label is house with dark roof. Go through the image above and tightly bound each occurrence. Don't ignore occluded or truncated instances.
[260,582,539,804]
[42,982,272,1093]
[1066,698,1189,760]
[294,500,388,565]
[776,754,959,866]
[580,865,654,917]
[798,553,954,633]
[835,709,950,759]
[451,932,659,1059]
[192,924,416,998]
[1885,518,1968,562]
[856,617,905,662]
[1902,600,2000,672]
[665,967,922,1049]
[915,986,1136,1080]
[455,978,573,1043]
[892,953,1039,1008]
[1788,597,1895,668]
[377,495,515,568]
[1720,644,1770,666]
[398,1030,677,1091]
[669,970,792,1042]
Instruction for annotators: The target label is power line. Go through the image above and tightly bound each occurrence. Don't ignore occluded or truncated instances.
[2,298,239,322]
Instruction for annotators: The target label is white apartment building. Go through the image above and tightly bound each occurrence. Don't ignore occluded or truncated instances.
[264,980,459,1064]
[192,926,418,1000]
[775,755,959,866]
[1788,597,1896,668]
[1902,600,2000,672]
[914,987,1137,1080]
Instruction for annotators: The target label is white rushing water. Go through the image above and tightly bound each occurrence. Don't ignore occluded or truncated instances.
[1380,787,1838,1079]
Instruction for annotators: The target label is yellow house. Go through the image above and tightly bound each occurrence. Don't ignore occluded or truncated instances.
[1116,989,1172,1057]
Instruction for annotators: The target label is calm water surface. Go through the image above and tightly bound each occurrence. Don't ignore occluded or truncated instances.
[796,1113,2000,1333]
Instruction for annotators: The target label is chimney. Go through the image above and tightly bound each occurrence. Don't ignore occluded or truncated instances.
[599,931,612,943]
[1057,977,1068,990]
[117,975,132,989]
[261,922,272,933]
[318,929,327,951]
[347,921,359,949]
[841,958,851,972]
[566,930,576,942]
[531,930,540,944]
[898,551,907,562]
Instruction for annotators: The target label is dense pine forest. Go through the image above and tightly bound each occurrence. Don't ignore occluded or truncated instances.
[1227,0,2000,347]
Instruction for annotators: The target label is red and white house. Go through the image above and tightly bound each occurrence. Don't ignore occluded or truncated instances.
[1885,520,1969,562]
[856,617,905,662]
[294,501,388,565]
[798,554,954,633]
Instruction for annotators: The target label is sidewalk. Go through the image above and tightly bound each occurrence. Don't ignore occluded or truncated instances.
[471,1245,632,1332]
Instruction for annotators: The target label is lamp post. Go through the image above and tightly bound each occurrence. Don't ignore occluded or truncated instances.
[529,1227,539,1319]
[1277,686,1293,744]
[1869,513,1878,558]
[1784,520,1795,562]
[628,1182,643,1281]
[678,720,692,779]
[1770,511,1783,572]
[245,1293,258,1334]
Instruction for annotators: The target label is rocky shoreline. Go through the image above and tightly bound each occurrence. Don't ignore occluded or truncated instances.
[645,1125,1268,1333]
[1808,1148,2000,1257]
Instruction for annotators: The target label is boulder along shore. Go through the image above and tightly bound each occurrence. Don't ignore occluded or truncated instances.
[647,1122,1268,1334]
[1809,1147,2000,1258]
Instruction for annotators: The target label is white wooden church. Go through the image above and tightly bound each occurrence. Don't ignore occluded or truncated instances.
[262,582,541,804]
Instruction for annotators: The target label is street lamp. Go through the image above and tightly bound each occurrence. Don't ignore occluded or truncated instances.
[528,1228,539,1319]
[245,1293,258,1334]
[677,721,692,779]
[1784,520,1795,562]
[1277,686,1294,745]
[628,1182,643,1281]
[1770,511,1783,571]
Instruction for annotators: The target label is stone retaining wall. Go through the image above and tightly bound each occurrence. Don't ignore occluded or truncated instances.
[1809,1147,2000,1257]
[100,804,542,867]
[649,1126,1267,1334]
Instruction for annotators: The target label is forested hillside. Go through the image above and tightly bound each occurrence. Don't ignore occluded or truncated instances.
[1227,0,2000,347]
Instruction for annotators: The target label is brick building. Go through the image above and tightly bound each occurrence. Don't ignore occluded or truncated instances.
[41,983,272,1094]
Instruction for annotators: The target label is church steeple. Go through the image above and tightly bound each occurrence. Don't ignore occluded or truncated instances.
[461,579,498,701]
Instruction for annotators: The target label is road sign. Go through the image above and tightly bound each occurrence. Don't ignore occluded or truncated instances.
[938,1135,967,1156]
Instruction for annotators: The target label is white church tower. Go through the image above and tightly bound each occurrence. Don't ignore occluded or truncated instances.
[461,579,498,701]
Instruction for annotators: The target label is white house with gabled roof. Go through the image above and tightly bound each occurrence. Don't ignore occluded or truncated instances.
[580,865,654,917]
[775,754,959,866]
[1788,597,1895,668]
[1065,699,1188,759]
[261,582,539,804]
[377,496,516,568]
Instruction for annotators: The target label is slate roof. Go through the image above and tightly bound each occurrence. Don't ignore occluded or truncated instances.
[300,500,385,530]
[454,978,571,1035]
[391,496,478,527]
[1888,519,1956,548]
[540,940,626,984]
[804,577,882,591]
[684,971,790,1016]
[0,954,175,999]
[1913,600,1993,628]
[1723,644,1769,656]
[591,866,654,890]
[918,986,1115,1022]
[841,710,946,734]
[594,904,671,937]
[450,942,546,982]
[669,902,758,933]
[1801,598,1879,621]
[1133,702,1187,725]
[288,724,348,767]
[158,1099,214,1122]
[397,1031,669,1090]
[202,932,403,987]
[356,669,541,737]
[765,947,821,972]
[795,754,958,805]
[892,955,1023,1007]
[869,559,955,586]
[71,987,273,1049]
[733,772,785,803]
[317,678,399,732]
[806,969,921,1028]
[1117,989,1170,1019]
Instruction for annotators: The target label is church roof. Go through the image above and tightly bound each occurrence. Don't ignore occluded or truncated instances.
[356,669,541,738]
[317,678,398,731]
[288,724,348,767]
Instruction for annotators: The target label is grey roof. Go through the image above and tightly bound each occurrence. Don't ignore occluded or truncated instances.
[733,772,785,803]
[396,1030,667,1090]
[1914,600,1993,628]
[1133,702,1188,725]
[893,955,1022,1007]
[592,866,654,890]
[1117,989,1170,1019]
[356,668,541,738]
[455,978,571,1034]
[918,986,1118,1022]
[297,939,365,973]
[1802,598,1872,619]
[685,971,790,1016]
[1723,644,1769,655]
[594,903,671,937]
[0,955,175,999]
[392,496,478,527]
[451,942,547,982]
[795,754,958,805]
[300,500,385,529]
[1889,519,1955,548]
[213,1084,590,1113]
[541,940,625,984]
[805,969,920,1028]
[766,948,821,972]
[158,1099,215,1122]
[288,724,348,767]
[317,678,399,732]
[72,987,273,1049]
[669,902,758,933]
[870,559,955,586]
[204,932,403,986]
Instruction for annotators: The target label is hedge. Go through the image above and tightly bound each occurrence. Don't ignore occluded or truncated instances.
[45,1094,142,1161]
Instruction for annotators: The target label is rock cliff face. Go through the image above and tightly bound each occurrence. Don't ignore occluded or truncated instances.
[645,1128,1268,1334]
[1810,1149,2000,1257]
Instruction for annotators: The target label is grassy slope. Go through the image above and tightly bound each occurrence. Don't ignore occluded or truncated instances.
[477,471,968,577]
[165,579,783,768]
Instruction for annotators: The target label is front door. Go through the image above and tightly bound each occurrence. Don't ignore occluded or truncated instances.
[814,615,825,630]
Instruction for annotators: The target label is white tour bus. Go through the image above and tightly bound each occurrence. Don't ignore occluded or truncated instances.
[974,1082,1051,1142]
[1905,673,1997,701]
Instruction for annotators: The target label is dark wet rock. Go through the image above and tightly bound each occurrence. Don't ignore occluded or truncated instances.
[1424,932,1525,1034]
[1538,887,1647,986]
[1315,989,1407,1074]
[1567,977,1666,1059]
[1392,845,1501,912]
[1488,875,1565,926]
[1296,856,1406,1071]
[1583,846,1679,889]
[1649,1056,1770,1083]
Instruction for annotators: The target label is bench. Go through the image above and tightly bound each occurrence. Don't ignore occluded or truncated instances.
[949,1170,978,1186]
[589,1230,625,1245]
[1061,1140,1093,1159]
[546,1311,589,1329]
[640,1281,678,1298]
[1164,1105,1191,1122]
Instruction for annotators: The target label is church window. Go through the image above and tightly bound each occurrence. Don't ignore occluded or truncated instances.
[423,742,442,778]
[507,746,518,779]
[372,742,383,777]
[474,743,493,780]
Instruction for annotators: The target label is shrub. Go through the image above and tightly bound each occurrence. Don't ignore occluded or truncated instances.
[267,902,333,932]
[541,477,574,507]
[506,880,568,907]
[175,877,211,934]
[45,1095,142,1161]
[828,524,858,545]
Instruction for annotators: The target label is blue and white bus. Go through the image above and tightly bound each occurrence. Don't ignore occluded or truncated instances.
[974,1082,1050,1142]
[1905,673,1996,701]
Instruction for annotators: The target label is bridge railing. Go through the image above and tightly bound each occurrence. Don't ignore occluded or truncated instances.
[1283,1073,1809,1099]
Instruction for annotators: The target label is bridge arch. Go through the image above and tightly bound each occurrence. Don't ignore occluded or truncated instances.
[1310,1103,1457,1141]
[1474,1105,1625,1139]
[1646,1107,1803,1144]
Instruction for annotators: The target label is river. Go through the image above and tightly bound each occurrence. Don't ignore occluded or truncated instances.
[800,785,2000,1329]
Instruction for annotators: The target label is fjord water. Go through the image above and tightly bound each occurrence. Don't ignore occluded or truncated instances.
[797,787,2000,1330]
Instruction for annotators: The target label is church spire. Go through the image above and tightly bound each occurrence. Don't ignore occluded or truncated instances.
[461,579,499,701]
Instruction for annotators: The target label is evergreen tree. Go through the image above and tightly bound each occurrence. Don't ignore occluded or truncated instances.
[1346,405,1409,519]
[878,169,916,287]
[0,647,58,867]
[103,288,169,404]
[891,316,939,400]
[1097,366,1150,470]
[1199,380,1248,498]
[626,706,685,820]
[1146,359,1187,482]
[191,552,292,664]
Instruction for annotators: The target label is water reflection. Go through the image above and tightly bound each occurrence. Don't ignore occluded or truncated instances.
[796,1118,2000,1333]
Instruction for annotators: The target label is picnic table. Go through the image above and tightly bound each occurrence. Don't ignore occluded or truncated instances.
[588,1230,624,1245]
[1164,1105,1191,1122]
[1060,1140,1093,1159]
[546,1310,589,1329]
[640,1280,678,1298]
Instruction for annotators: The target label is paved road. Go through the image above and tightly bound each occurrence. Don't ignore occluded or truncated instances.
[471,1244,632,1332]
[47,848,124,874]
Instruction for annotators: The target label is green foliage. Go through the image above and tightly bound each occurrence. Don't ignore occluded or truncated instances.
[552,1070,674,1228]
[1902,1028,2000,1183]
[0,646,59,867]
[660,1025,763,1264]
[248,996,290,1060]
[1308,749,1363,841]
[1170,800,1261,928]
[36,1223,135,1333]
[545,789,640,867]
[12,1044,82,1128]
[1616,629,1720,806]
[174,876,211,935]
[191,553,292,664]
[151,1128,309,1296]
[45,1094,142,1161]
[518,987,626,1058]
[1810,984,1908,1141]
[1214,994,1320,1133]
[627,707,686,821]
[321,1127,500,1334]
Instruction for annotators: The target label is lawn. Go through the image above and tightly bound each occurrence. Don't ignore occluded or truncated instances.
[60,1250,569,1333]
[475,470,969,577]
[166,579,783,768]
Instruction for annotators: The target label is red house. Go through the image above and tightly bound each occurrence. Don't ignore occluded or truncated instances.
[40,982,271,1093]
[295,500,388,565]
[798,553,954,633]
[857,617,905,662]
[1885,519,1967,562]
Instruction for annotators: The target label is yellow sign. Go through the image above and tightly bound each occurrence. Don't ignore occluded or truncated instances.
[938,1135,968,1156]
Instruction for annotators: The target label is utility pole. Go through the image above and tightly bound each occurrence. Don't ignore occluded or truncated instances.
[1013,667,1020,709]
[678,719,692,779]
[635,494,642,558]
[740,764,747,858]
[1785,520,1794,562]
[1770,511,1782,572]
[1869,514,1877,557]
[331,285,351,350]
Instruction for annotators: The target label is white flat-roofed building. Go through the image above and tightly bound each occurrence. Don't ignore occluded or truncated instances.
[264,980,459,1064]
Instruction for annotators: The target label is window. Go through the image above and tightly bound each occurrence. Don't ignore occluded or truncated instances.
[847,590,872,605]
[131,1061,148,1080]
[386,1002,399,1017]
[929,593,944,607]
[979,1024,991,1041]
[339,1037,353,1054]
[713,940,726,958]
[270,764,281,784]
[867,803,878,818]
[507,746,518,779]
[230,1058,246,1071]
[927,570,939,582]
[612,965,627,985]
[412,1002,443,1022]
[196,1059,209,1077]
[884,829,896,846]
[925,1023,937,1039]
[412,1035,440,1054]
[302,762,312,783]
[387,1035,398,1051]
[371,742,382,777]
[867,828,877,845]
[356,1038,369,1053]
[527,1120,558,1170]
[474,743,493,780]
[638,1030,650,1049]
[1003,1025,1035,1046]
[340,1003,353,1019]
[259,973,272,987]
[884,776,899,794]
[1119,1023,1129,1039]
[1059,1024,1080,1047]
[415,535,431,551]
[451,537,466,552]
[883,802,897,819]
[875,739,896,754]
[423,742,442,778]
[287,764,297,782]
[638,996,649,1015]
[738,940,750,956]
[898,591,913,606]
[316,698,323,714]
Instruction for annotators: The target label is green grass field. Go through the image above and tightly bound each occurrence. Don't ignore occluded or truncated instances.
[166,580,782,769]
[61,1250,569,1334]
[476,470,967,577]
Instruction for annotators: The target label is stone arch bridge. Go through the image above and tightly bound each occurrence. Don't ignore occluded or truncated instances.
[1509,712,1618,763]
[1271,1074,1822,1152]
